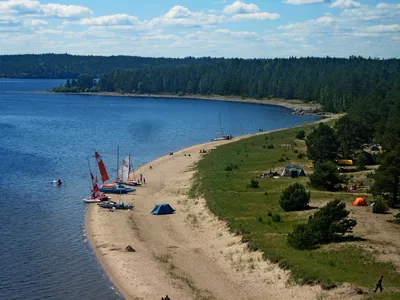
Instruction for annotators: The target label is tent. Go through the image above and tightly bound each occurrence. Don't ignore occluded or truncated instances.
[151,204,175,215]
[370,145,379,151]
[353,197,368,206]
[281,165,306,177]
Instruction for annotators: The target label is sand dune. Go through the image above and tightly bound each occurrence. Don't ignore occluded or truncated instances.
[86,116,361,300]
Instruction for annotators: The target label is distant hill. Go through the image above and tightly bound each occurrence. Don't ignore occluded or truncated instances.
[0,54,222,79]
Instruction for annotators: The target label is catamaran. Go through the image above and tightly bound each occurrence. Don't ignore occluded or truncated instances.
[94,151,135,194]
[116,154,142,186]
[83,158,111,203]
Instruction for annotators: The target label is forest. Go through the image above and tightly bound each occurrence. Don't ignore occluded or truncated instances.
[53,56,400,113]
[0,54,221,79]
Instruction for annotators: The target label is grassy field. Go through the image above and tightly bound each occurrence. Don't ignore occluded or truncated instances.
[190,121,400,299]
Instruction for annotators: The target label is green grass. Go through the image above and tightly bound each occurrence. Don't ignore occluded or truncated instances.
[190,121,400,296]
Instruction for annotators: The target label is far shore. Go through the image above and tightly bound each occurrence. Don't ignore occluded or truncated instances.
[85,113,351,300]
[44,90,332,117]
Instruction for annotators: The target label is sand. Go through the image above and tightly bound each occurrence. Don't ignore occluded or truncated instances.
[86,114,361,300]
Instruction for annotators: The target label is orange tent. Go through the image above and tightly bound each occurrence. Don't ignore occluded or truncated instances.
[353,197,368,206]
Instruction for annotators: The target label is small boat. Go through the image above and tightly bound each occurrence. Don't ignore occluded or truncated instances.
[97,201,134,210]
[99,183,135,194]
[211,113,233,141]
[83,194,111,203]
[117,154,142,187]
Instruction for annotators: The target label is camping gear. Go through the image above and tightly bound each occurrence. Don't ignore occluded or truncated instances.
[353,197,368,206]
[281,165,306,177]
[335,159,353,166]
[151,204,175,215]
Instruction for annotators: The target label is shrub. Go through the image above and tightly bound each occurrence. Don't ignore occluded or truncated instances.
[225,163,239,172]
[296,130,306,140]
[279,183,310,211]
[293,149,299,154]
[278,156,286,162]
[249,179,259,189]
[372,197,386,214]
[288,200,357,250]
[297,152,305,159]
[272,213,281,222]
[267,144,274,149]
[309,161,341,191]
[356,153,367,171]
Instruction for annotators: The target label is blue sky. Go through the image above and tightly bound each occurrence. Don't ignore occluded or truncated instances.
[0,0,399,58]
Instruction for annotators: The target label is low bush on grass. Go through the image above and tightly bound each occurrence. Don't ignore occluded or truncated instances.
[225,163,239,172]
[272,213,282,222]
[267,144,274,149]
[279,182,310,211]
[288,200,357,250]
[249,179,259,189]
[372,196,387,214]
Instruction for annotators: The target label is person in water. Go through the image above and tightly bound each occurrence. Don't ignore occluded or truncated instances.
[57,178,62,185]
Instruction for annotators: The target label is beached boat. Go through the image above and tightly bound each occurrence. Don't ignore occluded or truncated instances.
[83,159,112,203]
[116,154,142,186]
[99,182,135,194]
[94,151,135,194]
[97,201,134,210]
[211,113,233,141]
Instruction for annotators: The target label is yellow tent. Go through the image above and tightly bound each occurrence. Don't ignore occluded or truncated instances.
[335,159,353,166]
[353,197,368,206]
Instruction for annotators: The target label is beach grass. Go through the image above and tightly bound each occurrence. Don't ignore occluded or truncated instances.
[190,121,400,295]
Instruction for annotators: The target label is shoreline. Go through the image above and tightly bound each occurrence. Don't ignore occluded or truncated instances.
[85,114,352,300]
[44,90,332,117]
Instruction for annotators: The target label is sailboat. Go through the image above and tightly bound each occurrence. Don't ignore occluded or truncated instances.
[95,151,135,194]
[83,158,111,203]
[211,113,233,141]
[117,154,142,186]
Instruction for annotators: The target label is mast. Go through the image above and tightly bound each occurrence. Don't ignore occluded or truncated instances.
[117,146,120,180]
[219,113,224,136]
[87,157,92,192]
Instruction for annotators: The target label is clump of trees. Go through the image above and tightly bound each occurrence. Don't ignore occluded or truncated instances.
[279,183,310,211]
[288,200,357,250]
[309,161,342,191]
[53,75,97,93]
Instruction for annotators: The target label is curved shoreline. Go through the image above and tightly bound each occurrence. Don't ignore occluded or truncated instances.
[45,90,331,117]
[85,114,353,300]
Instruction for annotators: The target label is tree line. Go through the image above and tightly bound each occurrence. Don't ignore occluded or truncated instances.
[54,56,400,113]
[0,54,221,79]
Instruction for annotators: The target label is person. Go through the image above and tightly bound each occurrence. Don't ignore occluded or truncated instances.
[374,275,383,293]
[140,174,143,181]
[165,295,170,300]
[161,298,164,300]
[143,177,146,184]
[149,165,153,170]
[57,178,62,185]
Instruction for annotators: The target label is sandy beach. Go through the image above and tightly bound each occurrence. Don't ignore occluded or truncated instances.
[86,113,363,300]
[46,90,331,117]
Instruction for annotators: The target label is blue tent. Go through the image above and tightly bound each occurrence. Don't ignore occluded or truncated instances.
[151,204,175,215]
[281,165,306,177]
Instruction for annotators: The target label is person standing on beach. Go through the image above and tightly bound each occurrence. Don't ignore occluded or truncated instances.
[143,177,146,184]
[374,275,383,293]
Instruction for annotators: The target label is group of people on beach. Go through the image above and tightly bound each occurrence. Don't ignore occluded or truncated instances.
[161,295,170,300]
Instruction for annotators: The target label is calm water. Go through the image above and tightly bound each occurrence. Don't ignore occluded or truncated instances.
[0,79,321,299]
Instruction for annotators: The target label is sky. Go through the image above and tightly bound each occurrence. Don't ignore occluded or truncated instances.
[0,0,399,58]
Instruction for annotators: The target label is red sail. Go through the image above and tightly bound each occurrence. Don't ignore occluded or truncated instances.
[94,152,110,183]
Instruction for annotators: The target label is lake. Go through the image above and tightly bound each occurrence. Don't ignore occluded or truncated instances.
[0,79,321,299]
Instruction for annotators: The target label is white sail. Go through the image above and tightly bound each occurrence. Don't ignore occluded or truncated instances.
[118,155,131,182]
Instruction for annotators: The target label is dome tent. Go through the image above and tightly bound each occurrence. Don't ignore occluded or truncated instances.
[353,197,368,206]
[151,204,175,215]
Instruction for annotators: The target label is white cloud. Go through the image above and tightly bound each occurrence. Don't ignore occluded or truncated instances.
[341,3,400,22]
[147,6,224,27]
[223,1,260,14]
[366,24,400,32]
[214,29,259,38]
[330,0,360,9]
[23,19,47,26]
[75,14,138,26]
[284,0,325,5]
[0,0,93,19]
[230,12,280,21]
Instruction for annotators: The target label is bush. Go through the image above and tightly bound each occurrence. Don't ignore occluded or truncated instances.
[272,213,281,222]
[297,152,305,159]
[267,144,274,149]
[356,153,367,171]
[296,130,306,140]
[249,179,259,189]
[287,223,318,250]
[372,197,386,214]
[225,163,238,172]
[279,183,310,211]
[309,161,341,191]
[288,200,357,250]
